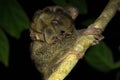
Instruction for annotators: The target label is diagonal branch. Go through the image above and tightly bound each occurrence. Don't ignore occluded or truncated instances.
[48,0,120,80]
[90,0,120,31]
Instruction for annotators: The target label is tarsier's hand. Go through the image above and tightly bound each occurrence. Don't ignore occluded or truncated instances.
[83,26,104,45]
[30,6,78,44]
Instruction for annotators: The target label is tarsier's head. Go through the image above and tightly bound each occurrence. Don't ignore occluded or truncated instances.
[30,6,79,44]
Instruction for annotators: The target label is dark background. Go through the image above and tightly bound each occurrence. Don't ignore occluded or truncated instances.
[0,0,120,80]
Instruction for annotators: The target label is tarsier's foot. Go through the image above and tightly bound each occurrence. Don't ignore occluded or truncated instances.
[83,26,104,45]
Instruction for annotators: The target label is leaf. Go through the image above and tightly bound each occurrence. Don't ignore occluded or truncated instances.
[81,18,95,26]
[0,29,9,66]
[114,61,120,69]
[0,0,29,38]
[110,46,120,69]
[85,41,114,72]
[52,0,87,14]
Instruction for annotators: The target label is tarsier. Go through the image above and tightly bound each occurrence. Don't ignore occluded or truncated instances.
[30,6,103,80]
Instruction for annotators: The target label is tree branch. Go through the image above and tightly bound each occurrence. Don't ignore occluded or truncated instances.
[47,0,120,80]
[90,0,120,31]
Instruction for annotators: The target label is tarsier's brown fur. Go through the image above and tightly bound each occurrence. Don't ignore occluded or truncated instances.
[30,6,80,79]
[30,6,103,80]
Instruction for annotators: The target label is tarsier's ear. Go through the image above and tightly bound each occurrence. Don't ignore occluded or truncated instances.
[65,6,79,20]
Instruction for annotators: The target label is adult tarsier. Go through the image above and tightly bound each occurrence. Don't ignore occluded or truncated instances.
[30,6,103,80]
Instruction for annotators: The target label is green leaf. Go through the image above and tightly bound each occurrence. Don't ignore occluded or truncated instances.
[52,0,87,14]
[85,42,114,72]
[0,0,29,38]
[0,29,9,66]
[81,18,95,26]
[114,61,120,69]
[111,46,120,69]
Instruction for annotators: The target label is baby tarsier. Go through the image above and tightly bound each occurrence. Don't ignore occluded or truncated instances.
[30,6,103,80]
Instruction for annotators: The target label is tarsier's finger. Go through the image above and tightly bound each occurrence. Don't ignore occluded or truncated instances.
[83,26,104,45]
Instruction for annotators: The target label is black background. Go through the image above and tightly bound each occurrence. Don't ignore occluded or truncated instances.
[0,0,120,80]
